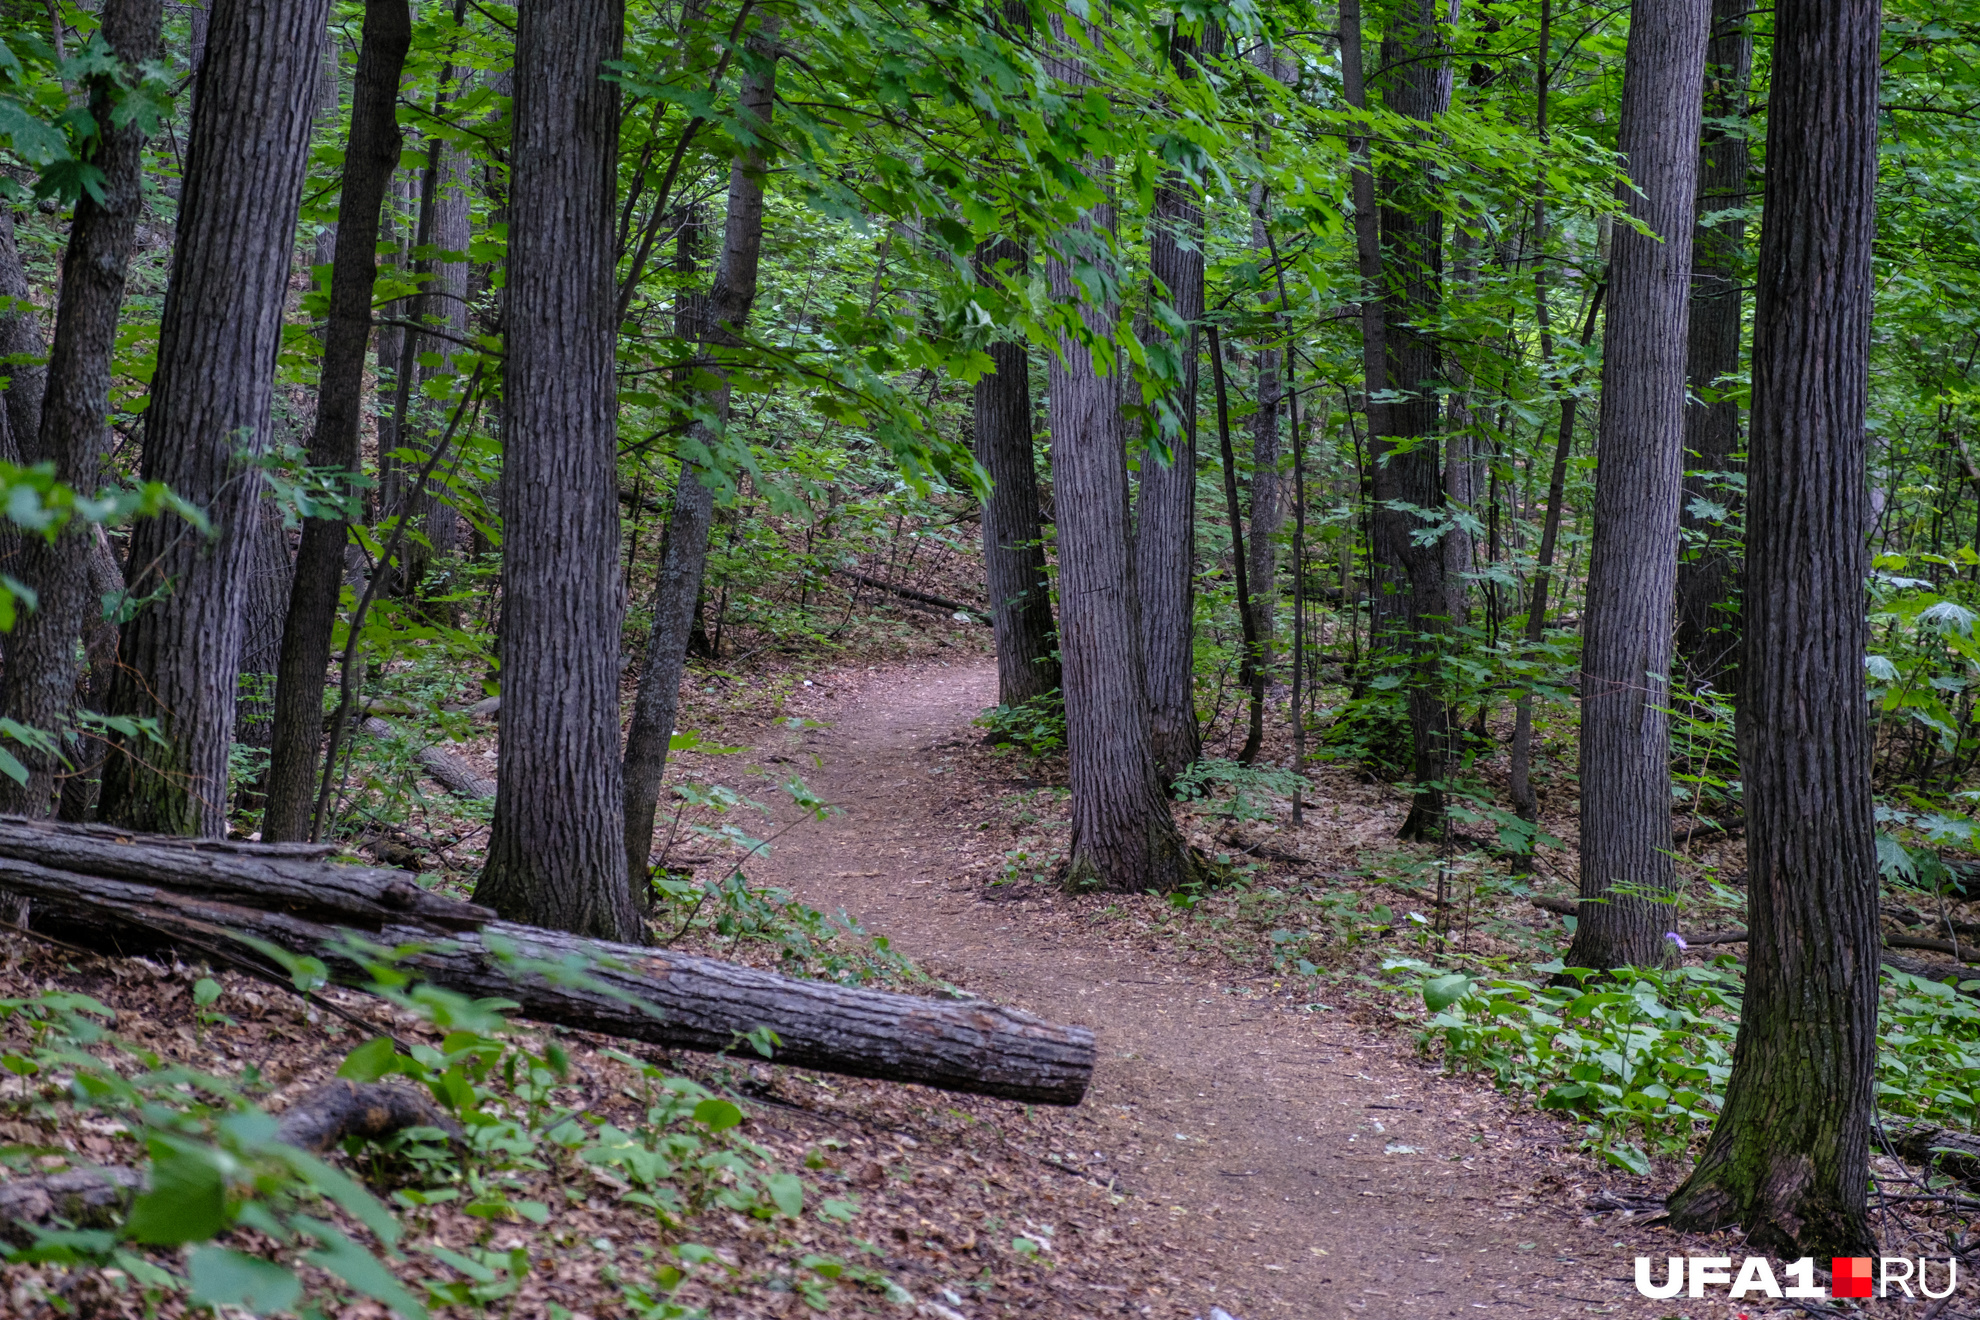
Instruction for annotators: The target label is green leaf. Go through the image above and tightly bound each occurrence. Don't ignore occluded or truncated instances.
[304,1224,427,1319]
[766,1172,803,1218]
[193,977,222,1008]
[1423,974,1472,1012]
[338,1035,399,1083]
[1603,1142,1651,1177]
[125,1145,224,1245]
[187,1246,301,1315]
[693,1098,744,1132]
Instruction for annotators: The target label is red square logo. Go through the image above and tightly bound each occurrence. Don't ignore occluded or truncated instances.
[1832,1257,1874,1299]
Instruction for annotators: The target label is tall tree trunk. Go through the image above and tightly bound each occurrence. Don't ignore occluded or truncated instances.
[54,528,124,822]
[310,17,339,273]
[1247,184,1283,683]
[370,169,411,520]
[1046,17,1200,896]
[1665,0,1880,1255]
[1208,326,1262,764]
[619,18,779,897]
[472,0,640,941]
[98,0,328,836]
[974,238,1059,708]
[0,0,162,818]
[231,499,291,759]
[262,0,411,842]
[1566,0,1709,972]
[0,208,46,468]
[1370,0,1456,841]
[419,142,472,574]
[1673,0,1752,692]
[1135,18,1217,780]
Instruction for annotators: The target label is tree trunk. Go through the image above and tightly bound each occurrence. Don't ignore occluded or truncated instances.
[620,20,779,895]
[1673,0,1752,692]
[0,208,46,467]
[1566,0,1708,972]
[0,0,162,819]
[1208,327,1263,764]
[1045,19,1200,896]
[98,0,329,837]
[1135,21,1217,781]
[230,499,291,757]
[54,528,125,822]
[974,238,1060,708]
[0,818,1095,1105]
[1370,0,1455,841]
[1247,185,1283,681]
[419,142,473,573]
[1665,0,1881,1256]
[262,0,411,842]
[472,0,641,942]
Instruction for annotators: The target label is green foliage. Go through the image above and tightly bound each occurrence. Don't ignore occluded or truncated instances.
[1171,757,1306,822]
[0,942,907,1318]
[1396,954,1980,1175]
[974,689,1066,757]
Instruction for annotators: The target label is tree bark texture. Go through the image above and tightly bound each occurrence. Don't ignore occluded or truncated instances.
[1370,0,1455,840]
[1247,188,1282,678]
[1673,0,1752,691]
[621,20,779,896]
[55,528,125,822]
[0,198,49,469]
[0,817,1095,1105]
[230,498,291,753]
[1665,0,1881,1256]
[1044,24,1199,897]
[1567,0,1708,972]
[1135,21,1216,781]
[472,0,640,942]
[97,0,330,837]
[0,0,162,818]
[262,0,411,842]
[974,237,1060,708]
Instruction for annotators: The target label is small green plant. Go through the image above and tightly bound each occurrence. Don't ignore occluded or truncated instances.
[974,690,1065,756]
[1171,757,1307,822]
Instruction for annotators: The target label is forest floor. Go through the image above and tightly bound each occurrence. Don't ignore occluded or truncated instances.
[730,655,1764,1319]
[4,606,1946,1318]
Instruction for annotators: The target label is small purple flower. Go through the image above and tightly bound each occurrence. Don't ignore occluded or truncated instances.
[1665,932,1689,951]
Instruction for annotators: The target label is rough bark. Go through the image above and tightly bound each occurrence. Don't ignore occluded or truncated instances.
[1665,0,1881,1256]
[360,715,495,800]
[0,0,162,819]
[470,0,640,942]
[0,818,1096,1104]
[974,238,1059,707]
[1567,0,1708,972]
[621,20,779,895]
[54,528,125,822]
[1247,188,1283,679]
[275,1079,462,1153]
[262,0,411,842]
[231,498,291,754]
[1135,20,1217,781]
[0,208,46,468]
[1673,0,1752,692]
[0,1166,143,1244]
[1045,22,1200,897]
[97,0,329,837]
[1369,0,1455,840]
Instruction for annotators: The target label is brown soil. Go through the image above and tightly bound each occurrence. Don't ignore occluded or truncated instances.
[749,657,1715,1320]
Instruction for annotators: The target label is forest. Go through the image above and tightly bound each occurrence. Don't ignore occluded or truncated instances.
[0,0,1966,1314]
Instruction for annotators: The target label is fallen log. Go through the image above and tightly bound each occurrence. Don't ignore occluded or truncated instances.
[1879,1121,1980,1187]
[0,817,1094,1105]
[0,1081,459,1238]
[831,568,989,623]
[360,716,496,801]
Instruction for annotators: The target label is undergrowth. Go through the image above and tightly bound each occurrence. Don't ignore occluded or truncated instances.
[0,939,904,1318]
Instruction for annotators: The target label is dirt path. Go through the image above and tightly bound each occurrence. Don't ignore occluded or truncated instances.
[752,660,1681,1319]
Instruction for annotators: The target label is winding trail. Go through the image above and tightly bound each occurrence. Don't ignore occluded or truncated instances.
[753,660,1675,1319]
